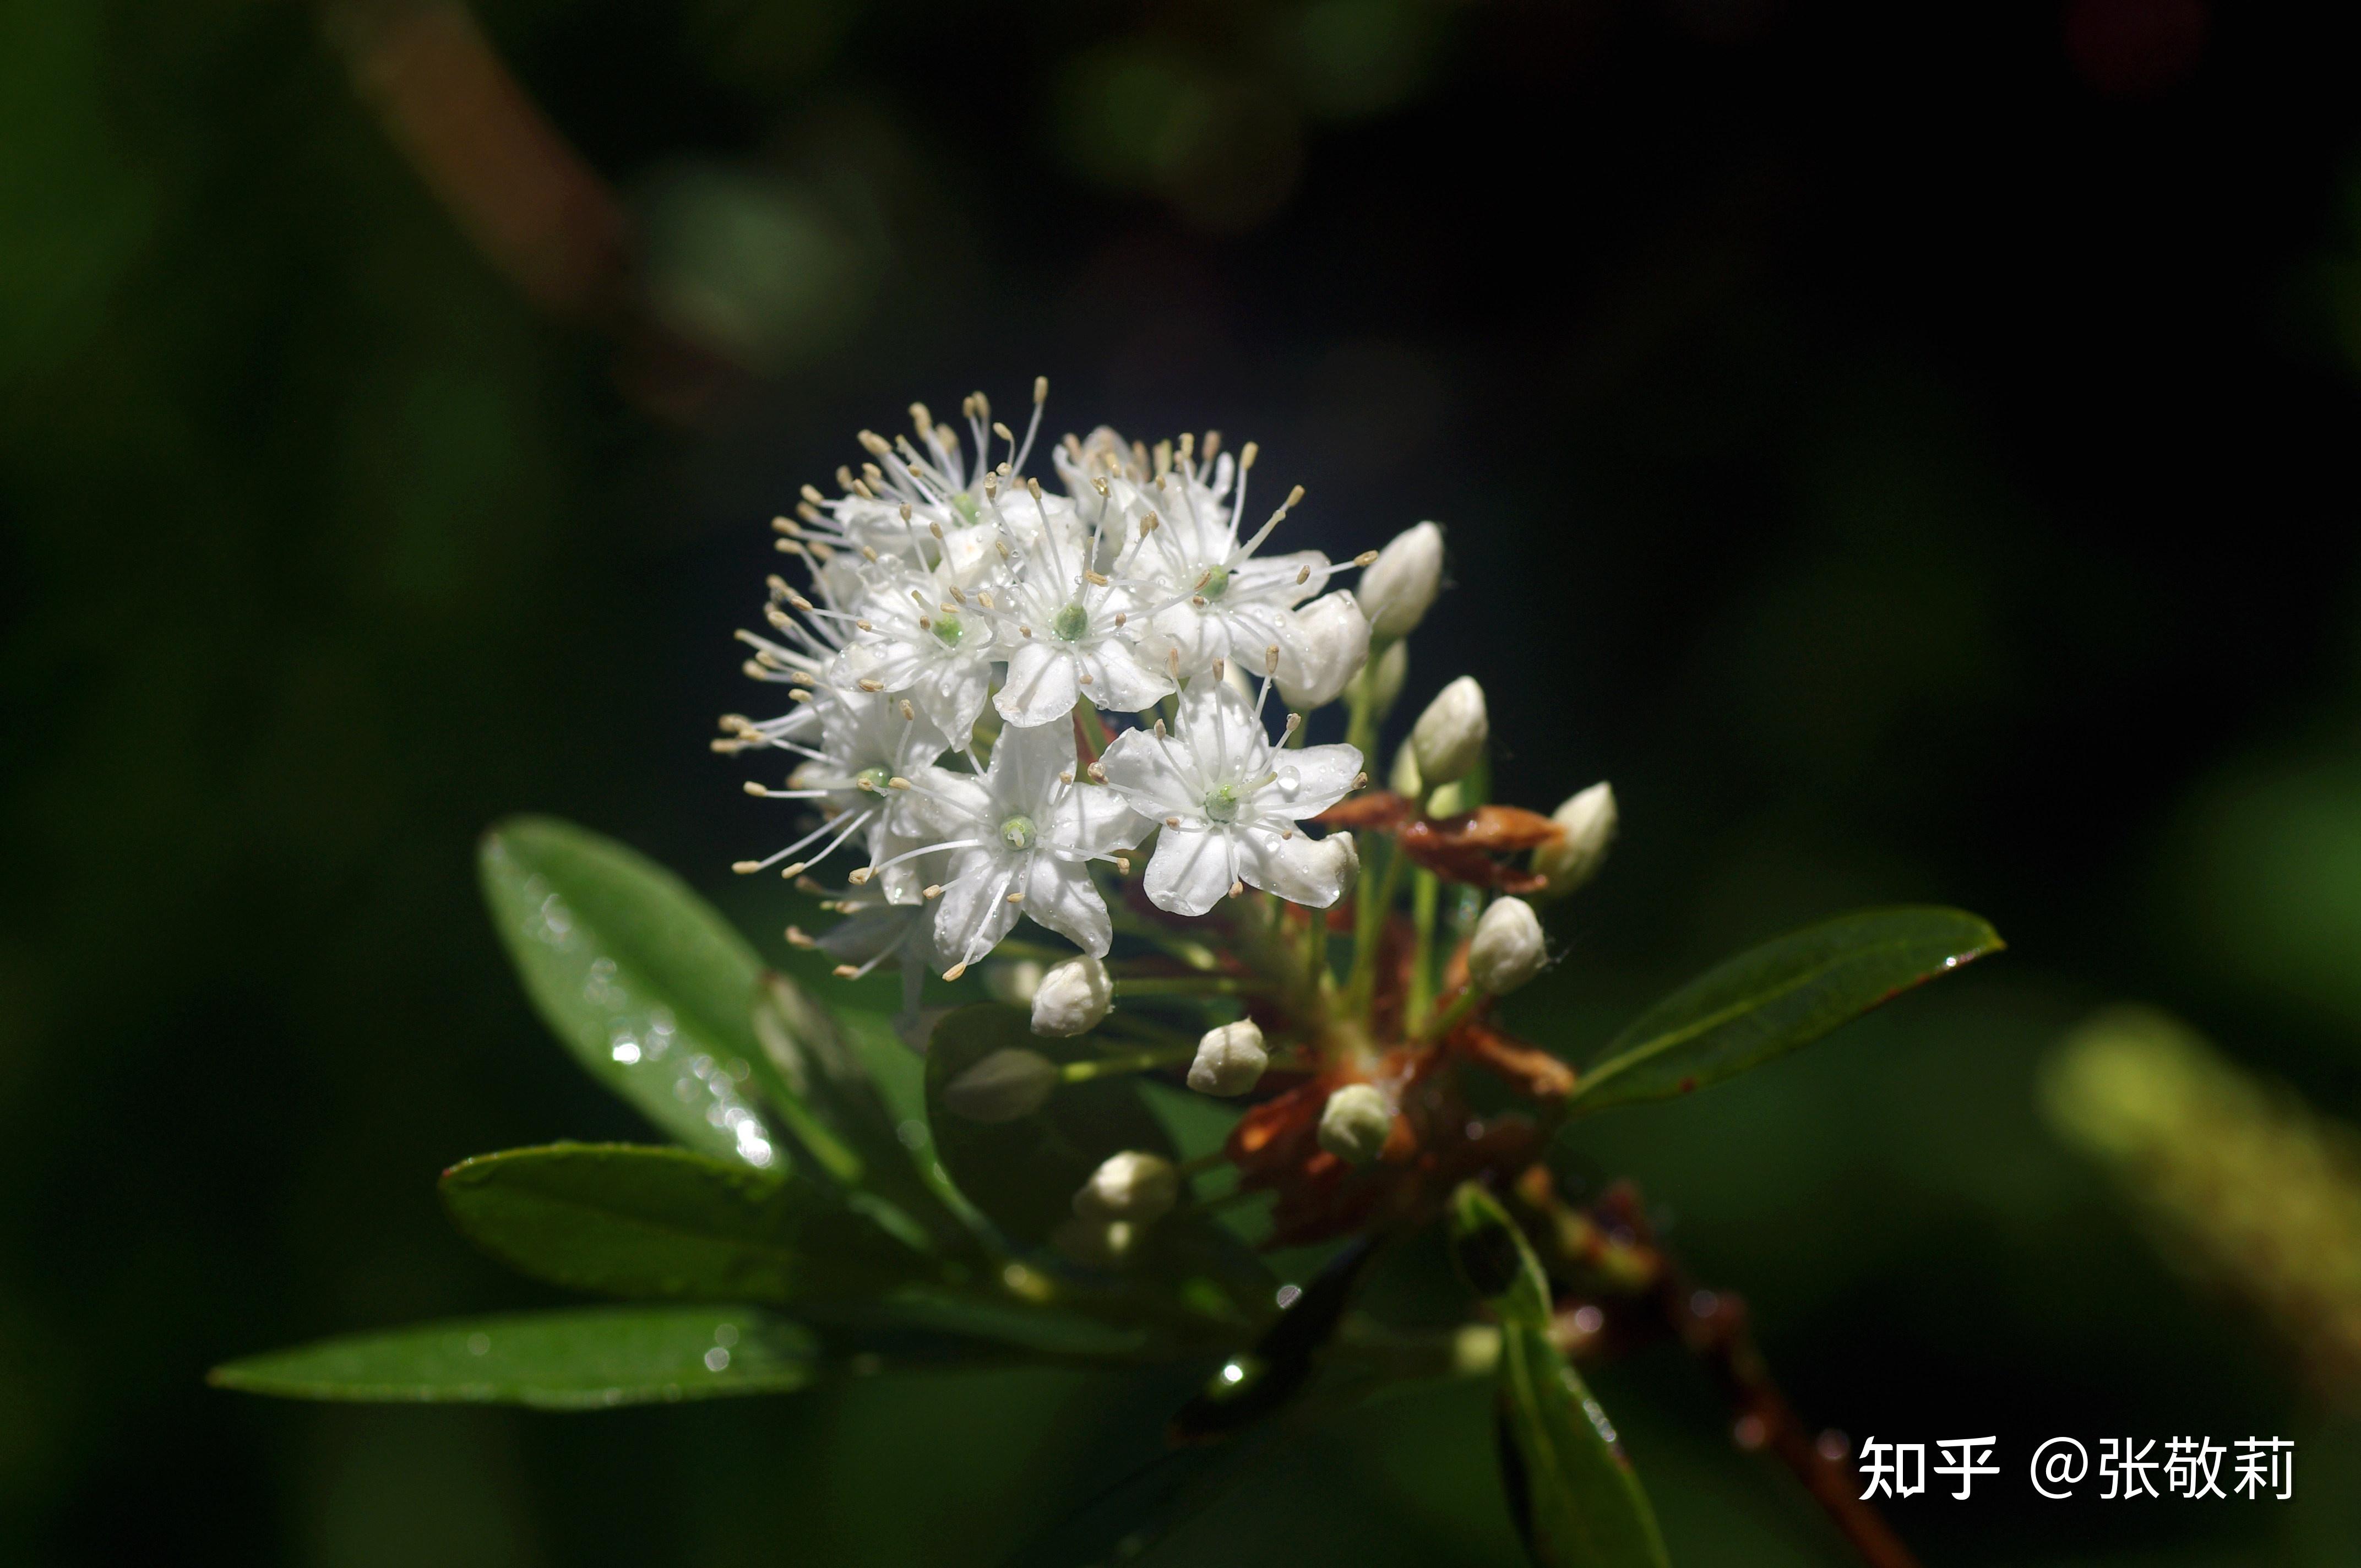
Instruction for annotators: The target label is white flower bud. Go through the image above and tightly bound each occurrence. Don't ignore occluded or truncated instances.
[941,1047,1059,1122]
[1356,521,1443,640]
[1029,953,1112,1037]
[1276,591,1372,709]
[1188,1019,1269,1096]
[1468,896,1547,994]
[1369,638,1408,712]
[1532,782,1617,900]
[1317,1083,1394,1164]
[1410,676,1488,787]
[1073,1150,1180,1223]
[1389,738,1423,798]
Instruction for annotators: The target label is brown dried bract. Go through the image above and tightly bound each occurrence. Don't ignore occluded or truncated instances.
[1315,793,1565,893]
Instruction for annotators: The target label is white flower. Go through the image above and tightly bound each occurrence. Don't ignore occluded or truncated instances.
[901,721,1147,972]
[1317,1084,1393,1164]
[1098,675,1363,917]
[1410,675,1488,787]
[1031,953,1113,1037]
[1274,590,1372,710]
[1104,442,1366,680]
[810,899,946,1027]
[1467,897,1547,993]
[986,483,1173,727]
[1072,1150,1179,1223]
[1532,782,1617,899]
[737,689,949,899]
[832,568,998,749]
[1355,520,1443,640]
[1187,1020,1269,1096]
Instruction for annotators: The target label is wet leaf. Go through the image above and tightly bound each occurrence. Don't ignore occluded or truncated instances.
[478,816,783,1167]
[439,1142,934,1305]
[1569,905,2003,1113]
[1450,1185,1667,1568]
[923,1004,1175,1247]
[209,1306,818,1409]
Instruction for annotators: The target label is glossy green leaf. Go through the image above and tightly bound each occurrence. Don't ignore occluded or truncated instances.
[1568,905,2003,1113]
[478,816,782,1167]
[923,1004,1176,1247]
[210,1306,819,1409]
[440,1143,934,1305]
[1449,1184,1668,1568]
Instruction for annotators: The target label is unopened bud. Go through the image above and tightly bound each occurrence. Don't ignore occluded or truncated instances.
[1318,1083,1394,1164]
[1532,782,1617,899]
[1356,521,1443,640]
[1410,676,1488,786]
[1030,953,1112,1037]
[1049,1214,1138,1268]
[1188,1019,1269,1096]
[941,1047,1058,1122]
[1276,591,1372,709]
[1368,639,1408,712]
[1468,896,1547,994]
[1389,738,1423,798]
[1073,1150,1180,1223]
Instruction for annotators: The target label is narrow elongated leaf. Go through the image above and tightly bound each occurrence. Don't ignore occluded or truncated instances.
[440,1143,934,1305]
[924,1004,1176,1246]
[1568,905,2002,1113]
[1449,1185,1668,1568]
[210,1306,818,1409]
[479,817,782,1167]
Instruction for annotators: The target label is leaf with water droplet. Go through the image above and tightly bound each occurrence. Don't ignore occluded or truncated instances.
[209,1305,819,1409]
[1449,1184,1668,1568]
[480,816,785,1166]
[439,1142,937,1305]
[1566,905,2003,1114]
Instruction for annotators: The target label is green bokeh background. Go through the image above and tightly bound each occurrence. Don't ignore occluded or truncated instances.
[6,1,2361,1562]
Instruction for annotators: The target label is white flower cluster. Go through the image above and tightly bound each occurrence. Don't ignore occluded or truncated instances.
[719,384,1377,986]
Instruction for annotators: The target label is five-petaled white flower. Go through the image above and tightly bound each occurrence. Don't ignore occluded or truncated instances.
[902,721,1147,972]
[738,690,948,900]
[1098,674,1362,916]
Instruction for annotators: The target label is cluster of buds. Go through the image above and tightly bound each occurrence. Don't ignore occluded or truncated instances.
[727,384,1618,1257]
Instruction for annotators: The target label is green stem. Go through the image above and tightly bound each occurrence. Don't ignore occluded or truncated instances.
[1345,835,1408,1021]
[1060,1044,1195,1082]
[1113,974,1267,998]
[1415,985,1483,1045]
[1406,867,1439,1030]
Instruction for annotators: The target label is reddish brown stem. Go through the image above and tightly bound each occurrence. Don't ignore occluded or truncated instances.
[1594,1185,1924,1568]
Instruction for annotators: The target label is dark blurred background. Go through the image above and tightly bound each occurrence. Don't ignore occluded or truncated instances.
[7,0,2361,1562]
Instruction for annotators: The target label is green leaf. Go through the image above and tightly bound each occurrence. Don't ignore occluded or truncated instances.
[210,1306,819,1409]
[923,1004,1176,1247]
[478,816,782,1167]
[1568,905,2002,1113]
[439,1143,934,1305]
[1448,1184,1667,1568]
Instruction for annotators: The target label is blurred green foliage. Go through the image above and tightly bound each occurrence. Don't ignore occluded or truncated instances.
[6,0,2361,1564]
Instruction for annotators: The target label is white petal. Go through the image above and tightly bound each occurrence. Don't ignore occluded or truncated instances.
[933,848,1024,966]
[1078,638,1175,714]
[1054,783,1147,858]
[1237,828,1345,908]
[1252,741,1362,821]
[913,660,991,752]
[987,718,1078,819]
[908,767,992,837]
[1023,856,1112,956]
[1144,826,1236,917]
[996,640,1080,727]
[1098,727,1200,819]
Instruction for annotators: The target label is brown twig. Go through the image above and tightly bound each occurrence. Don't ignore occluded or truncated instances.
[1593,1184,1925,1568]
[317,0,745,420]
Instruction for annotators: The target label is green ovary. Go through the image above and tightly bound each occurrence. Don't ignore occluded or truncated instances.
[1203,783,1242,824]
[856,765,895,794]
[999,815,1038,852]
[1052,602,1091,642]
[950,493,982,526]
[1198,563,1230,601]
[932,613,965,647]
